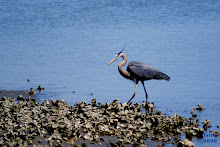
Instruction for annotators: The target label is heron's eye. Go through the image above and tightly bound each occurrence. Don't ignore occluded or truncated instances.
[116,51,122,56]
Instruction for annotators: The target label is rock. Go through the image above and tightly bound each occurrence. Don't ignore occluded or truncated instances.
[100,137,104,141]
[17,95,25,100]
[148,103,154,109]
[47,130,62,141]
[203,120,211,130]
[27,88,36,95]
[37,85,42,91]
[177,140,185,147]
[196,128,204,138]
[177,139,195,147]
[112,100,119,105]
[191,107,196,114]
[92,99,96,107]
[82,143,88,147]
[1,96,6,101]
[110,142,118,147]
[184,138,195,147]
[192,114,197,118]
[196,104,205,111]
[155,110,161,115]
[0,97,212,146]
[213,130,219,137]
[84,133,93,141]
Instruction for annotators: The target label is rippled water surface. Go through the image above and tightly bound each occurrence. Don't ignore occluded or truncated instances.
[1,0,220,146]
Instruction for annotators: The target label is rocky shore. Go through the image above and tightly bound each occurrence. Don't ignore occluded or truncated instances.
[0,90,218,147]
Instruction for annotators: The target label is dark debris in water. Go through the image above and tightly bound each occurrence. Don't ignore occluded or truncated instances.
[0,97,217,146]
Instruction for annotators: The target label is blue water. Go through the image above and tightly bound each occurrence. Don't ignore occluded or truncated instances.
[1,0,220,146]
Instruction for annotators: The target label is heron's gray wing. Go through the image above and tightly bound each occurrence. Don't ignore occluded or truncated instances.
[127,61,170,81]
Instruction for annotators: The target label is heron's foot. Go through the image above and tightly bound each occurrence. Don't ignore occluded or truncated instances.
[127,101,132,105]
[145,102,149,110]
[147,102,155,113]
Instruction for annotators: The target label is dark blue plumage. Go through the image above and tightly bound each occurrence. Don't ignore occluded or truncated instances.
[127,61,170,82]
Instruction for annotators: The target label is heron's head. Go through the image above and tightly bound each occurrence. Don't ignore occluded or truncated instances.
[108,44,126,66]
[108,51,124,66]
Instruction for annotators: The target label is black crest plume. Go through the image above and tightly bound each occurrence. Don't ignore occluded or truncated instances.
[118,43,126,54]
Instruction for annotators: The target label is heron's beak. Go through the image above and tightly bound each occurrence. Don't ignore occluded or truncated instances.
[108,58,117,66]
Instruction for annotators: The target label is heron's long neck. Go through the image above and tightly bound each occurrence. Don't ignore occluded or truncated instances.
[118,53,131,79]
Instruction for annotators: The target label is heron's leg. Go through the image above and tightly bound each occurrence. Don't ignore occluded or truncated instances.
[128,81,139,103]
[141,81,148,107]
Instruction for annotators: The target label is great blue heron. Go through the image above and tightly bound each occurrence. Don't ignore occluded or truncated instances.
[108,48,170,107]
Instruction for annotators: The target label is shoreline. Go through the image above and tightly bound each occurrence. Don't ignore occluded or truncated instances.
[0,90,30,99]
[0,90,218,146]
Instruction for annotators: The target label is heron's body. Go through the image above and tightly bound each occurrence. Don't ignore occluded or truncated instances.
[109,51,170,108]
[127,61,170,81]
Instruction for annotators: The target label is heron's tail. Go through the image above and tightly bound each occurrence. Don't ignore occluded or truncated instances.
[160,72,170,81]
